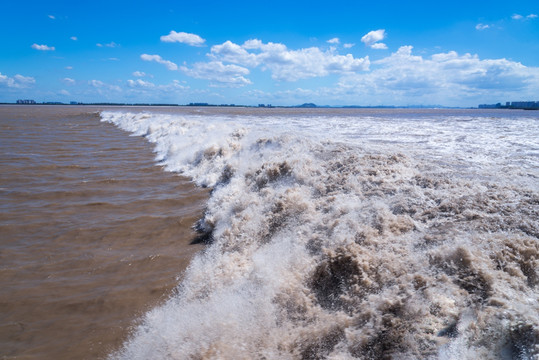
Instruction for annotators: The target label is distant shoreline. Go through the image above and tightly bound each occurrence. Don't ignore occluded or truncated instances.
[2,102,538,110]
[0,102,471,109]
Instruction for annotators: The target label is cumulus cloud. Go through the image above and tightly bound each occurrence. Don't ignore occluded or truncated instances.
[127,79,155,88]
[180,61,251,87]
[475,23,490,30]
[209,39,370,81]
[63,77,75,85]
[512,14,523,20]
[65,66,73,70]
[160,31,206,46]
[343,43,355,49]
[70,36,78,41]
[327,38,340,44]
[32,43,55,51]
[0,73,36,88]
[140,54,178,71]
[209,41,259,67]
[361,29,387,49]
[121,35,539,105]
[242,39,265,49]
[337,45,539,104]
[48,15,55,19]
[370,43,388,50]
[527,14,538,19]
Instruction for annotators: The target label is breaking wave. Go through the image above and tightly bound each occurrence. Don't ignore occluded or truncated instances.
[101,110,538,359]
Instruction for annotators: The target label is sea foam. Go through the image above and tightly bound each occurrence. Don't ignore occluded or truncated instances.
[101,110,538,359]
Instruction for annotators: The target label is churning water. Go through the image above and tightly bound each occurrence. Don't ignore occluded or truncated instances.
[101,107,538,359]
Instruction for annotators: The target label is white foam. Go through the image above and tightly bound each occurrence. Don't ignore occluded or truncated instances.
[102,110,539,359]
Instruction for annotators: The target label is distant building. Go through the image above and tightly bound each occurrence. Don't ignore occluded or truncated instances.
[510,101,539,109]
[16,99,36,104]
[478,103,502,109]
[479,101,539,110]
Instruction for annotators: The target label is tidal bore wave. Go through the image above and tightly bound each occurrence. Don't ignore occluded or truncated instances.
[101,110,538,359]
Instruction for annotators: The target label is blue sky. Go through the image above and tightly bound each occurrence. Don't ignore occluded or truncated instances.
[1,0,538,106]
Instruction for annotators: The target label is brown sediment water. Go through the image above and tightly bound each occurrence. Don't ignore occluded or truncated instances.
[0,105,209,359]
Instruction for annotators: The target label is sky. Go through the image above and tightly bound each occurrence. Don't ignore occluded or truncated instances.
[1,0,538,106]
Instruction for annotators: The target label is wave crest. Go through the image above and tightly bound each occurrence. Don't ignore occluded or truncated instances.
[102,110,538,359]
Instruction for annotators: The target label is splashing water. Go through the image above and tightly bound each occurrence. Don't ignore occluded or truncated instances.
[101,109,538,360]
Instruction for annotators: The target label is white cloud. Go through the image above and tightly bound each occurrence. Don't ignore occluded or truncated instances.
[475,23,490,30]
[32,43,55,51]
[126,79,188,92]
[370,43,388,50]
[209,39,370,81]
[361,29,387,49]
[343,43,355,49]
[327,38,340,44]
[88,80,121,92]
[63,77,75,85]
[0,73,36,88]
[70,36,78,41]
[89,80,105,87]
[140,54,178,71]
[512,13,537,20]
[65,66,73,70]
[13,75,35,87]
[97,42,118,48]
[209,41,259,67]
[242,39,265,49]
[336,46,539,105]
[245,87,324,104]
[180,61,251,87]
[59,89,70,96]
[108,57,119,61]
[133,71,146,77]
[123,80,190,103]
[127,79,155,88]
[160,31,206,46]
[85,79,122,100]
[170,80,188,89]
[48,15,55,19]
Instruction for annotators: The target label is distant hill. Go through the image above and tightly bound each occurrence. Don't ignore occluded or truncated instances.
[295,103,318,108]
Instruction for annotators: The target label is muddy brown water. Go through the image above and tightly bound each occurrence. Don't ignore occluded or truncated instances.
[0,105,208,359]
